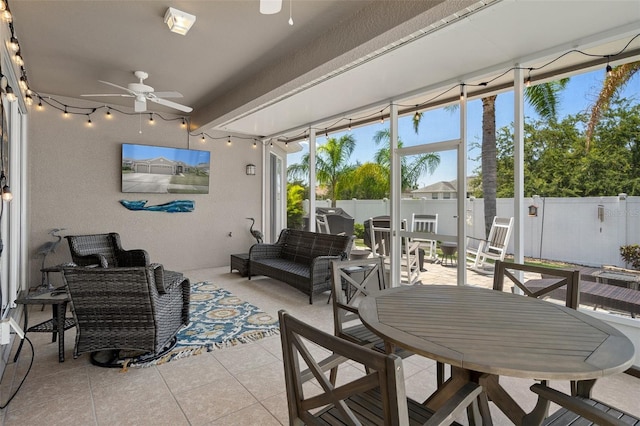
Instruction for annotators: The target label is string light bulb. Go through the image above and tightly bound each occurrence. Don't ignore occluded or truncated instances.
[86,115,93,126]
[460,85,465,101]
[413,106,420,122]
[149,113,154,123]
[348,119,352,131]
[37,97,43,110]
[380,111,384,124]
[227,136,231,145]
[14,50,23,66]
[9,36,19,52]
[0,1,6,11]
[106,108,112,118]
[201,133,205,142]
[606,63,613,77]
[181,117,186,128]
[4,85,16,102]
[19,75,27,91]
[24,93,33,106]
[63,106,68,116]
[2,9,12,22]
[253,140,257,148]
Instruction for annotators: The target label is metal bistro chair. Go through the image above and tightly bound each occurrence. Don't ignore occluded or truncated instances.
[279,310,483,426]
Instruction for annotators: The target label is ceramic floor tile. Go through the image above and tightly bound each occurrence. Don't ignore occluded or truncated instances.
[212,342,280,375]
[3,390,96,426]
[174,374,257,425]
[156,352,231,393]
[208,402,282,426]
[233,360,285,401]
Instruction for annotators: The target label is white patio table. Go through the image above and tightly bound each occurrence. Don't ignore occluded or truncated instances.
[358,285,636,425]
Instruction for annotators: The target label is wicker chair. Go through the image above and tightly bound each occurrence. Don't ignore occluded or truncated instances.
[65,233,149,267]
[61,264,190,365]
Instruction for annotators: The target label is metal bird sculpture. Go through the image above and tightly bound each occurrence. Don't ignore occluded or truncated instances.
[36,228,66,289]
[246,218,263,244]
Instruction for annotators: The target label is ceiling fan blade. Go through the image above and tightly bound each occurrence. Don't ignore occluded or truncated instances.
[81,93,134,97]
[148,96,193,113]
[99,80,134,94]
[134,98,147,112]
[152,91,183,98]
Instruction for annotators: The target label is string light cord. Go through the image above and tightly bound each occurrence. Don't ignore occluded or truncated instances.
[0,335,35,409]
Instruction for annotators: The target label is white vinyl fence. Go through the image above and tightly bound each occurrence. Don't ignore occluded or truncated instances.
[305,195,640,268]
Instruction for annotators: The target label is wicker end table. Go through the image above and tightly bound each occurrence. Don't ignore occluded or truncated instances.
[230,253,250,277]
[440,242,458,267]
[15,288,76,362]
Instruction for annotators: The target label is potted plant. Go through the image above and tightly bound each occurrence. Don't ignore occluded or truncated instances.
[620,244,640,270]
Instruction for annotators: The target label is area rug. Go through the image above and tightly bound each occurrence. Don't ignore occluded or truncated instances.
[125,281,280,368]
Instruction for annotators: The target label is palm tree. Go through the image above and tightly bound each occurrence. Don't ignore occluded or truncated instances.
[414,79,568,236]
[372,129,440,192]
[288,135,356,207]
[585,61,640,152]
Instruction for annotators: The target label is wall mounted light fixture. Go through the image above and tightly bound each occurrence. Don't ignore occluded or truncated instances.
[528,205,538,217]
[246,164,256,175]
[0,171,12,201]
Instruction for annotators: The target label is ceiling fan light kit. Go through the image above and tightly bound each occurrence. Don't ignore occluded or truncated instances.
[164,7,196,35]
[260,0,282,15]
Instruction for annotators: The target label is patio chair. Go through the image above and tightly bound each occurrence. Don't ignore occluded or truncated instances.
[61,264,190,366]
[316,214,331,234]
[493,260,581,309]
[466,216,513,270]
[279,309,483,426]
[364,217,421,285]
[66,232,149,267]
[412,213,438,260]
[525,380,640,426]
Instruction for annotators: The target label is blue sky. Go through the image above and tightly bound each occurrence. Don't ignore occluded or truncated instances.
[288,68,639,188]
[123,143,210,166]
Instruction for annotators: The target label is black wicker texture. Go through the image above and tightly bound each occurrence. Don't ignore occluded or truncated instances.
[66,233,150,267]
[62,266,190,358]
[249,229,353,304]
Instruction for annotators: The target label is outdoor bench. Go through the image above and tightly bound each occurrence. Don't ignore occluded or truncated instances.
[248,229,353,304]
[525,278,640,318]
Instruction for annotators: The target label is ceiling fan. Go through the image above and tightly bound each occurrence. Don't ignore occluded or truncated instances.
[81,71,193,113]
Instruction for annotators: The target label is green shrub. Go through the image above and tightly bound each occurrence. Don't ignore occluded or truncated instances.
[354,223,364,239]
[620,244,640,269]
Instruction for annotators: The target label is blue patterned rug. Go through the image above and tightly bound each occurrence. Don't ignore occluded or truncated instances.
[126,281,279,367]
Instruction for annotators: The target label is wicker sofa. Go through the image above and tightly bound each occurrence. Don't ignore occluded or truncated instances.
[248,229,354,304]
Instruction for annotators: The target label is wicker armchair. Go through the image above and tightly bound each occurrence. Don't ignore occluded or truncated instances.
[61,264,190,364]
[65,233,149,267]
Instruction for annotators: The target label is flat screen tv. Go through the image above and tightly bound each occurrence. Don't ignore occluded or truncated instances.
[121,143,211,194]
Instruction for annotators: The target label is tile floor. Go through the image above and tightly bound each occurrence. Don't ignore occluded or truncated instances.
[0,263,638,425]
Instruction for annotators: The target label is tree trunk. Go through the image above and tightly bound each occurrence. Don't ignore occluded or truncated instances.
[482,96,497,238]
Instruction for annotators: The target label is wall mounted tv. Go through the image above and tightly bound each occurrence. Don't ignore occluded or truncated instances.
[121,143,211,194]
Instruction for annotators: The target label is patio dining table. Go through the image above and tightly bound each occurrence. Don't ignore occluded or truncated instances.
[358,285,636,425]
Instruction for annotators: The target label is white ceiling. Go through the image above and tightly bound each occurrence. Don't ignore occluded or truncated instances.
[9,0,640,141]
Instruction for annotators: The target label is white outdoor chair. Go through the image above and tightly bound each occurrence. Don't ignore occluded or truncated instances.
[316,214,331,234]
[466,216,514,270]
[365,218,421,285]
[411,213,438,260]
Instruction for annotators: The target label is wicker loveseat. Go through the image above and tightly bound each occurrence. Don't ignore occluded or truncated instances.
[248,229,353,304]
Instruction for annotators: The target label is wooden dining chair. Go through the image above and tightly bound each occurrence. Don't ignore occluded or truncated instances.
[524,380,640,426]
[493,260,581,309]
[279,309,483,426]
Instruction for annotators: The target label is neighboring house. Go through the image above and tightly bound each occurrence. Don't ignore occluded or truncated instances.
[129,157,184,175]
[412,177,477,199]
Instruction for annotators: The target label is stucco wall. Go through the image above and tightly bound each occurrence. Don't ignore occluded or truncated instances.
[27,95,263,286]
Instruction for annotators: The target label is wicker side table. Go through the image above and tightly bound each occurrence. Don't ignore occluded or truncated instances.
[230,253,250,277]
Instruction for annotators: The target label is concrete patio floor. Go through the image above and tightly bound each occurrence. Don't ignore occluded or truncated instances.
[0,263,637,425]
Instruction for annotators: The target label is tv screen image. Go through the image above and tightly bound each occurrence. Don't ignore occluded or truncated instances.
[121,143,211,194]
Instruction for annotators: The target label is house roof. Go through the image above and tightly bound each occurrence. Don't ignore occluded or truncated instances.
[8,1,640,140]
